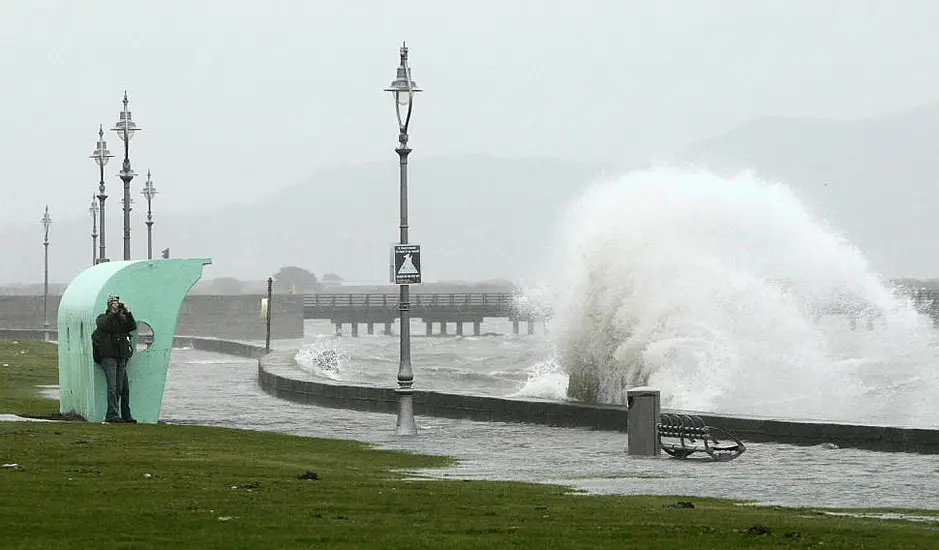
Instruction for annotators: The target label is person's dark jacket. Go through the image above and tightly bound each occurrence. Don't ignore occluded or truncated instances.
[95,310,138,360]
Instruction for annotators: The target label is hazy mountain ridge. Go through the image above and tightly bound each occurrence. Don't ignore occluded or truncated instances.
[0,155,617,285]
[678,101,939,278]
[6,100,939,286]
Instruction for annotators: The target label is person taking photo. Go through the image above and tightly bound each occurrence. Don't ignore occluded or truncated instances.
[94,295,138,423]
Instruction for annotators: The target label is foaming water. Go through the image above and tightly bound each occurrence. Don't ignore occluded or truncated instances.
[533,167,939,427]
[295,336,345,380]
[510,358,568,400]
[294,320,552,398]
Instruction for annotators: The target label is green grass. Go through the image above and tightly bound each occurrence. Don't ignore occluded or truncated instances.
[0,337,60,417]
[2,338,938,549]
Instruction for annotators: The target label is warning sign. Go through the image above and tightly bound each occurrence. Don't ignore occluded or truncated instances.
[391,244,422,284]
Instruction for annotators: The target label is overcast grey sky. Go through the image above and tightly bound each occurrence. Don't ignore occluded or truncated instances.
[2,0,939,227]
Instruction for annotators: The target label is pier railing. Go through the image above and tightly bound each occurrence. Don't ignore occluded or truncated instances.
[302,292,521,317]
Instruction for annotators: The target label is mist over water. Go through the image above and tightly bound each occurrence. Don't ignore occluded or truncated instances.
[540,167,939,427]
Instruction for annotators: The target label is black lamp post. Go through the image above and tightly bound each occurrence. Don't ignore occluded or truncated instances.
[90,125,113,263]
[141,170,157,259]
[385,42,422,436]
[111,91,141,261]
[89,195,98,266]
[41,206,52,338]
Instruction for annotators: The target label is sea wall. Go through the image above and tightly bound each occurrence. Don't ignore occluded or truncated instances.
[0,294,303,340]
[0,296,61,329]
[0,328,268,359]
[256,349,939,455]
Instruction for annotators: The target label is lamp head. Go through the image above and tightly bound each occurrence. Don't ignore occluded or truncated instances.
[40,205,52,240]
[141,169,157,200]
[90,125,114,167]
[384,42,422,132]
[111,90,141,142]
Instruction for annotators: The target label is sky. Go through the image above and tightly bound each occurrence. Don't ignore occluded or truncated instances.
[3,0,939,281]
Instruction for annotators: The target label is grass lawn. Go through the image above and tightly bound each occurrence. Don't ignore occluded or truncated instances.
[0,337,60,418]
[1,338,938,549]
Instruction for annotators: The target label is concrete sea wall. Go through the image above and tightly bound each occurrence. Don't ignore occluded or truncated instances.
[0,294,303,340]
[0,328,270,361]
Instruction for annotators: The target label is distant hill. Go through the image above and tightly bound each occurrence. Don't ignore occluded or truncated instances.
[10,101,939,287]
[676,101,939,278]
[0,155,616,286]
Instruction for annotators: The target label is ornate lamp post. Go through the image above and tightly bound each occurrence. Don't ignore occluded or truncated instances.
[41,206,52,338]
[89,195,98,266]
[111,91,141,261]
[140,170,157,259]
[385,42,422,436]
[90,125,113,263]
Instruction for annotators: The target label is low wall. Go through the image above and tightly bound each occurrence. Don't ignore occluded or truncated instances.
[0,328,57,340]
[258,351,628,430]
[257,350,939,455]
[175,295,303,341]
[171,336,267,360]
[0,328,267,360]
[0,296,61,329]
[0,294,303,341]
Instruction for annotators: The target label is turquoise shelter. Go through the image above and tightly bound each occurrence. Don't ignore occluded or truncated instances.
[57,258,211,423]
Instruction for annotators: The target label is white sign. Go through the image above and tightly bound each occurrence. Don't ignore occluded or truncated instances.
[391,244,422,284]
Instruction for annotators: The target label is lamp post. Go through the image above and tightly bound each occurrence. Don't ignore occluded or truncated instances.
[41,206,52,339]
[141,170,157,259]
[90,125,113,263]
[111,91,141,261]
[89,195,98,266]
[385,42,422,436]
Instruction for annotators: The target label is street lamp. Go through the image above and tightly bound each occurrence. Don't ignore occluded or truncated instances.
[41,206,52,339]
[90,125,113,263]
[88,195,98,266]
[111,91,141,261]
[141,170,157,259]
[385,42,422,436]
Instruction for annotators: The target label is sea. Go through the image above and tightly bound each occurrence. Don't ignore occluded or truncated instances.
[161,167,939,511]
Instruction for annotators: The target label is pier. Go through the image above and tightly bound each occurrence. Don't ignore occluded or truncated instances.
[303,292,545,336]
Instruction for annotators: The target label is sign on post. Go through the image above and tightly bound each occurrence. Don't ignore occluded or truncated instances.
[391,244,422,284]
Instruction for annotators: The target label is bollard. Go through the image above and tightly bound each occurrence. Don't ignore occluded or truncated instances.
[626,387,661,456]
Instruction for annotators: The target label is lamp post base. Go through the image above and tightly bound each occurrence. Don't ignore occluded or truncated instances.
[394,387,417,436]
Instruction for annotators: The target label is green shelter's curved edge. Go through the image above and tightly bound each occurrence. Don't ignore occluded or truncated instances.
[57,257,212,423]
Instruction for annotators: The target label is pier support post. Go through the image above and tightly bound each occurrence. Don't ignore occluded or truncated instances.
[384,322,392,335]
[626,387,661,456]
[367,322,374,335]
[425,322,432,336]
[512,320,519,335]
[473,321,481,336]
[439,322,447,335]
[351,322,359,338]
[456,322,463,336]
[334,322,342,337]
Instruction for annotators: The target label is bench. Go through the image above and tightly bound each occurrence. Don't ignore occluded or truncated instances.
[657,413,746,461]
